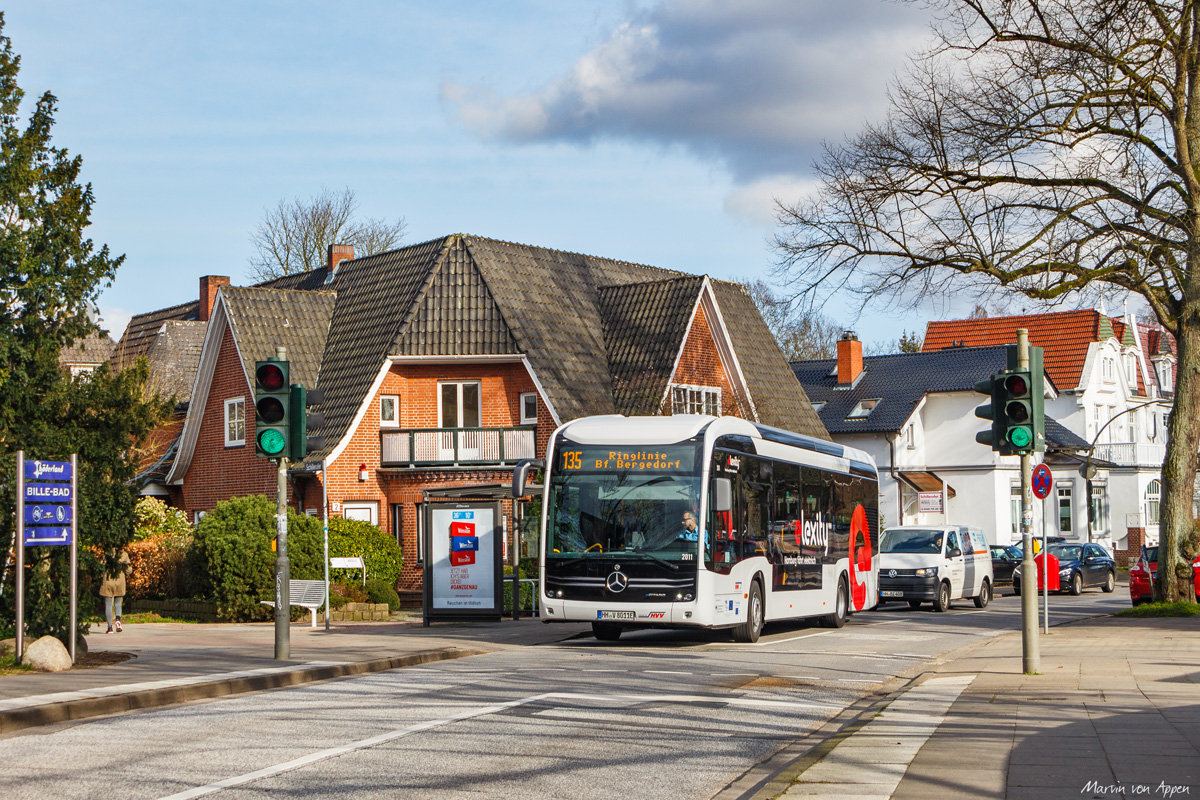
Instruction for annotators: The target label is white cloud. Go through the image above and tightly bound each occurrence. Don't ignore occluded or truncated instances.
[724,174,819,225]
[442,0,932,183]
[98,305,133,339]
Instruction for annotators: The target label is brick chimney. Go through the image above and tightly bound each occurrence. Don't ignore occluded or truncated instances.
[837,331,863,385]
[199,275,230,322]
[325,243,355,284]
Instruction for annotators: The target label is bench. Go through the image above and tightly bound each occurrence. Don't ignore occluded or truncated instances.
[261,579,327,628]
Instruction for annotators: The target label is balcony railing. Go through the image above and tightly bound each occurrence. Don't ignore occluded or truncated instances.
[1091,442,1166,468]
[380,426,536,468]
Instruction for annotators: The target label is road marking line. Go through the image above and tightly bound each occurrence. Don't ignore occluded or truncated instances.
[156,689,840,799]
[711,630,834,647]
[155,694,554,800]
[645,670,693,675]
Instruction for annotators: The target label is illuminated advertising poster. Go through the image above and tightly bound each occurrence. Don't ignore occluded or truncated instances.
[430,505,495,611]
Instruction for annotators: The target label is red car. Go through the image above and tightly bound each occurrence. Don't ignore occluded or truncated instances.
[1129,545,1200,604]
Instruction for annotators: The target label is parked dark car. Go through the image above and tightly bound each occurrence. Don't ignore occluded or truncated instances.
[1130,546,1200,605]
[990,545,1022,586]
[1014,543,1116,596]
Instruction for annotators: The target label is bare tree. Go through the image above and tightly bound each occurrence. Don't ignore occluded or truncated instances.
[742,278,841,360]
[774,0,1200,601]
[248,187,406,282]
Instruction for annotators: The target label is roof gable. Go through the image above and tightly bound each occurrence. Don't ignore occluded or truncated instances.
[600,277,704,415]
[222,286,336,389]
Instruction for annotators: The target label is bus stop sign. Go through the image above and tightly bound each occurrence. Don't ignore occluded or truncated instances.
[1032,463,1053,500]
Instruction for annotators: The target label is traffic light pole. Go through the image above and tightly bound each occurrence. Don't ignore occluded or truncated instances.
[1017,329,1040,674]
[274,454,291,660]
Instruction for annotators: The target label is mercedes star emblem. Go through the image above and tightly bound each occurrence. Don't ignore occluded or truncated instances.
[605,571,629,593]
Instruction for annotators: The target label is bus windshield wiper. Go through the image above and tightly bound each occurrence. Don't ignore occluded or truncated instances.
[632,551,679,570]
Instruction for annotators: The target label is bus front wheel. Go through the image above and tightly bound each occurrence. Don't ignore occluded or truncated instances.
[821,577,848,628]
[732,582,764,643]
[592,622,622,641]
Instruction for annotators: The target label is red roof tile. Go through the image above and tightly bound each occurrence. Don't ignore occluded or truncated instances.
[923,310,1103,391]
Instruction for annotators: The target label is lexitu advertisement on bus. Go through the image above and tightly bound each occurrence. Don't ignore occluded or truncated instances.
[515,415,879,642]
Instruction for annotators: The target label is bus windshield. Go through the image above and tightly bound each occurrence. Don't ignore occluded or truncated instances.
[545,441,703,564]
[880,528,944,554]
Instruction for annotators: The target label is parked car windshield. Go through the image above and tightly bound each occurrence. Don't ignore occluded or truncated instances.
[880,529,944,554]
[1049,544,1083,562]
[1143,546,1159,563]
[992,545,1020,558]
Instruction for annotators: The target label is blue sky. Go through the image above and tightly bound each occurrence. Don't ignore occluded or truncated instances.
[5,1,951,347]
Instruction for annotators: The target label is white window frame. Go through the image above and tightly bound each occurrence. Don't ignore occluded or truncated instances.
[671,384,721,416]
[1146,480,1161,525]
[1010,483,1022,537]
[343,501,378,526]
[846,398,881,419]
[224,397,245,447]
[380,394,399,428]
[1125,354,1137,384]
[905,425,916,449]
[520,392,538,425]
[1102,356,1115,383]
[1058,484,1073,534]
[439,381,481,429]
[1090,483,1108,535]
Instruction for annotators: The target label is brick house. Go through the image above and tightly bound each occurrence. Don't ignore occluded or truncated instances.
[148,234,825,591]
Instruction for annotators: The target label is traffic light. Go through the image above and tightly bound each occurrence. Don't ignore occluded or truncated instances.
[1028,346,1046,453]
[973,375,1004,450]
[288,384,326,460]
[999,370,1034,454]
[254,359,290,458]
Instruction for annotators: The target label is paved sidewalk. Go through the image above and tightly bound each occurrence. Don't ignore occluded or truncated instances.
[0,616,589,735]
[760,614,1200,800]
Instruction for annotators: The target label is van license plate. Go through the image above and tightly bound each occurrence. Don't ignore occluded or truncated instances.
[881,590,904,598]
[598,610,635,620]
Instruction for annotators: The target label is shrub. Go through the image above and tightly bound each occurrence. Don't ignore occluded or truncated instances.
[365,578,401,611]
[185,495,323,620]
[327,517,403,586]
[126,535,190,600]
[133,497,191,541]
[330,581,369,607]
[501,564,535,613]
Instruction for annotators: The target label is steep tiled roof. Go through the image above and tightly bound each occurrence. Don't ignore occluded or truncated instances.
[143,321,207,403]
[923,310,1103,391]
[793,346,1012,433]
[600,277,704,416]
[222,286,337,391]
[313,237,450,455]
[59,330,117,367]
[112,300,200,370]
[708,280,827,438]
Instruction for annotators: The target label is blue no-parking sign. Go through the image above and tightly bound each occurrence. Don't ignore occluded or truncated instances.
[1032,463,1054,500]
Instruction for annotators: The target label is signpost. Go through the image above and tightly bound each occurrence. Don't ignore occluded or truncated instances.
[1032,462,1054,633]
[15,452,79,663]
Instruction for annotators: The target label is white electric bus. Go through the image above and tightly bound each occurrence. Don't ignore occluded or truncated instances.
[514,415,879,642]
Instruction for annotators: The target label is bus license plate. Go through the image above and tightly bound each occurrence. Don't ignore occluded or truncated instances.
[881,590,904,598]
[598,610,635,620]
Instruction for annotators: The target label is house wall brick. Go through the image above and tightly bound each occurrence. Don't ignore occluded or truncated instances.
[669,306,743,417]
[181,327,281,516]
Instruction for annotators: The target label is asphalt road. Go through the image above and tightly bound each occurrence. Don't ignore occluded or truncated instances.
[0,588,1128,800]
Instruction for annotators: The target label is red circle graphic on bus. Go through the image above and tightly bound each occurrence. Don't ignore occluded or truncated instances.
[847,504,872,610]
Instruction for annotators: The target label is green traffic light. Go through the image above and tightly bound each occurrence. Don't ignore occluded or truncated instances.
[1008,427,1032,448]
[258,428,287,455]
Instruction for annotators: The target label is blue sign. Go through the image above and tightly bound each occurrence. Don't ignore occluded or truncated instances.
[24,504,72,525]
[1032,463,1054,500]
[24,483,73,502]
[451,536,479,552]
[24,526,73,547]
[23,460,72,482]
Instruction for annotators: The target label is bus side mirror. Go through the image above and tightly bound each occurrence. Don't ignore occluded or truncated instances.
[512,459,544,498]
[711,477,732,513]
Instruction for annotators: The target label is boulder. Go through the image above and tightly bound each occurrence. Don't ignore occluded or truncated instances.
[22,635,73,672]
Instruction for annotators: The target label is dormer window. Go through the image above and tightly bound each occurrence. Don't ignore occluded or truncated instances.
[1125,354,1137,384]
[1102,356,1116,383]
[846,398,880,419]
[811,401,826,413]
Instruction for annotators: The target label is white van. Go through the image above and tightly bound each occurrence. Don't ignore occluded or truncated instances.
[877,526,994,611]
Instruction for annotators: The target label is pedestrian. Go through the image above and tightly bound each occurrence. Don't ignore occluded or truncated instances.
[99,548,131,633]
